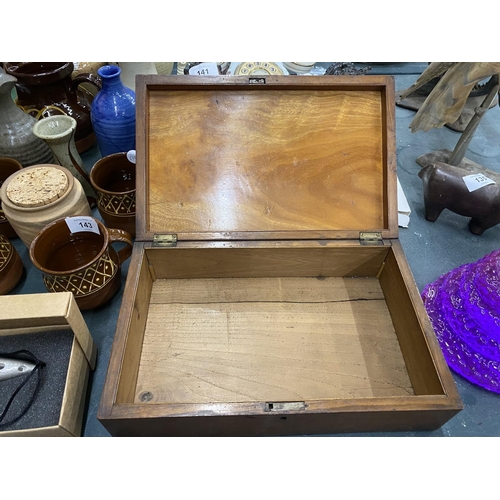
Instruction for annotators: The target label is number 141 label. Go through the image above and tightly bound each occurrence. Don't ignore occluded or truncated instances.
[188,62,219,76]
[65,216,100,235]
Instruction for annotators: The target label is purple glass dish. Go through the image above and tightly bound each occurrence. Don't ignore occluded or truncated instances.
[461,261,500,342]
[422,255,500,394]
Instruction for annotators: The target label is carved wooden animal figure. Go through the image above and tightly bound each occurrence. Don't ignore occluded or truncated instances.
[419,162,500,235]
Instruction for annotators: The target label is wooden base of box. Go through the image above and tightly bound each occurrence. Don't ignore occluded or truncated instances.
[99,240,462,436]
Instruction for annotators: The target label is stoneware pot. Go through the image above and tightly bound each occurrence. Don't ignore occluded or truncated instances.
[155,62,174,76]
[29,216,133,310]
[0,157,23,238]
[118,62,157,92]
[0,164,92,248]
[32,115,97,206]
[0,234,24,295]
[3,62,101,153]
[90,65,136,156]
[0,69,55,167]
[90,152,136,237]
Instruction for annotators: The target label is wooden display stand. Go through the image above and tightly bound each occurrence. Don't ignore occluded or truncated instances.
[416,75,500,169]
[98,75,462,436]
[0,292,96,436]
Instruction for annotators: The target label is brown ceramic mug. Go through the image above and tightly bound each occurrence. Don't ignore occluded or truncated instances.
[0,234,24,295]
[29,216,133,310]
[0,157,23,238]
[90,152,136,237]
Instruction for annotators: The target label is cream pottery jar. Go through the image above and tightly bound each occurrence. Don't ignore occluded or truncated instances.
[0,164,92,248]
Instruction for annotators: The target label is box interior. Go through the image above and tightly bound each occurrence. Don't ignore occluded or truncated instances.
[115,244,445,406]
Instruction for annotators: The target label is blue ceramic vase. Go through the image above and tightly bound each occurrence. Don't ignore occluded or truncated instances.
[91,65,136,156]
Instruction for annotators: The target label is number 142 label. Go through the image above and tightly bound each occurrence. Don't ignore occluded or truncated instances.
[65,216,100,235]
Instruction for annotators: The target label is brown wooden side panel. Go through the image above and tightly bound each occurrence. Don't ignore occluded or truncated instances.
[115,249,153,404]
[146,244,390,279]
[381,81,398,235]
[379,242,462,403]
[99,408,459,437]
[99,245,153,415]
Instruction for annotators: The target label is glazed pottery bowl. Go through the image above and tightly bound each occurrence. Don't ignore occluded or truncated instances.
[29,216,133,310]
[0,234,24,295]
[0,157,23,238]
[90,152,136,237]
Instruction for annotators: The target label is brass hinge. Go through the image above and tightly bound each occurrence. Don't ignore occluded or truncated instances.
[153,234,178,247]
[359,232,383,245]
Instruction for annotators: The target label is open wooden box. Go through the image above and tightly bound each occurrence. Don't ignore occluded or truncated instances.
[98,75,462,436]
[0,292,96,436]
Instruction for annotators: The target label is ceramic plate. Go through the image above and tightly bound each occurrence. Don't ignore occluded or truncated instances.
[283,62,315,74]
[229,62,289,76]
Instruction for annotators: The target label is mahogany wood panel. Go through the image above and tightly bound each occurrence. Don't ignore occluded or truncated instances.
[115,247,153,404]
[134,76,397,241]
[102,396,461,437]
[148,88,383,233]
[98,245,153,410]
[146,243,390,279]
[379,243,462,403]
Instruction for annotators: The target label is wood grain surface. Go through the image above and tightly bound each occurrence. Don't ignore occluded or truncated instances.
[145,88,385,235]
[146,242,390,279]
[134,276,413,404]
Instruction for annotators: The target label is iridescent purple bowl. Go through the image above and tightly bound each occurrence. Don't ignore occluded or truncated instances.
[422,254,500,394]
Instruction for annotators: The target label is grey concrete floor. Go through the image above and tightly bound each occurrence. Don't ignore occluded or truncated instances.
[6,63,500,437]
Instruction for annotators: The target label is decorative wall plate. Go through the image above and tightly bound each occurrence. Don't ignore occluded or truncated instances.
[232,62,287,76]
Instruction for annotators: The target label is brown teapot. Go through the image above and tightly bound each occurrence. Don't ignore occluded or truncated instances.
[3,62,101,153]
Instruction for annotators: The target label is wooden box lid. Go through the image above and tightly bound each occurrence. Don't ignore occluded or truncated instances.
[135,75,397,242]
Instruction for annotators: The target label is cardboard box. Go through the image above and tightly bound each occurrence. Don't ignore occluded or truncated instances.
[0,292,96,436]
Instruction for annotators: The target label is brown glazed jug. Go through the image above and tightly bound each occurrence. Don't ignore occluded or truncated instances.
[3,62,101,153]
